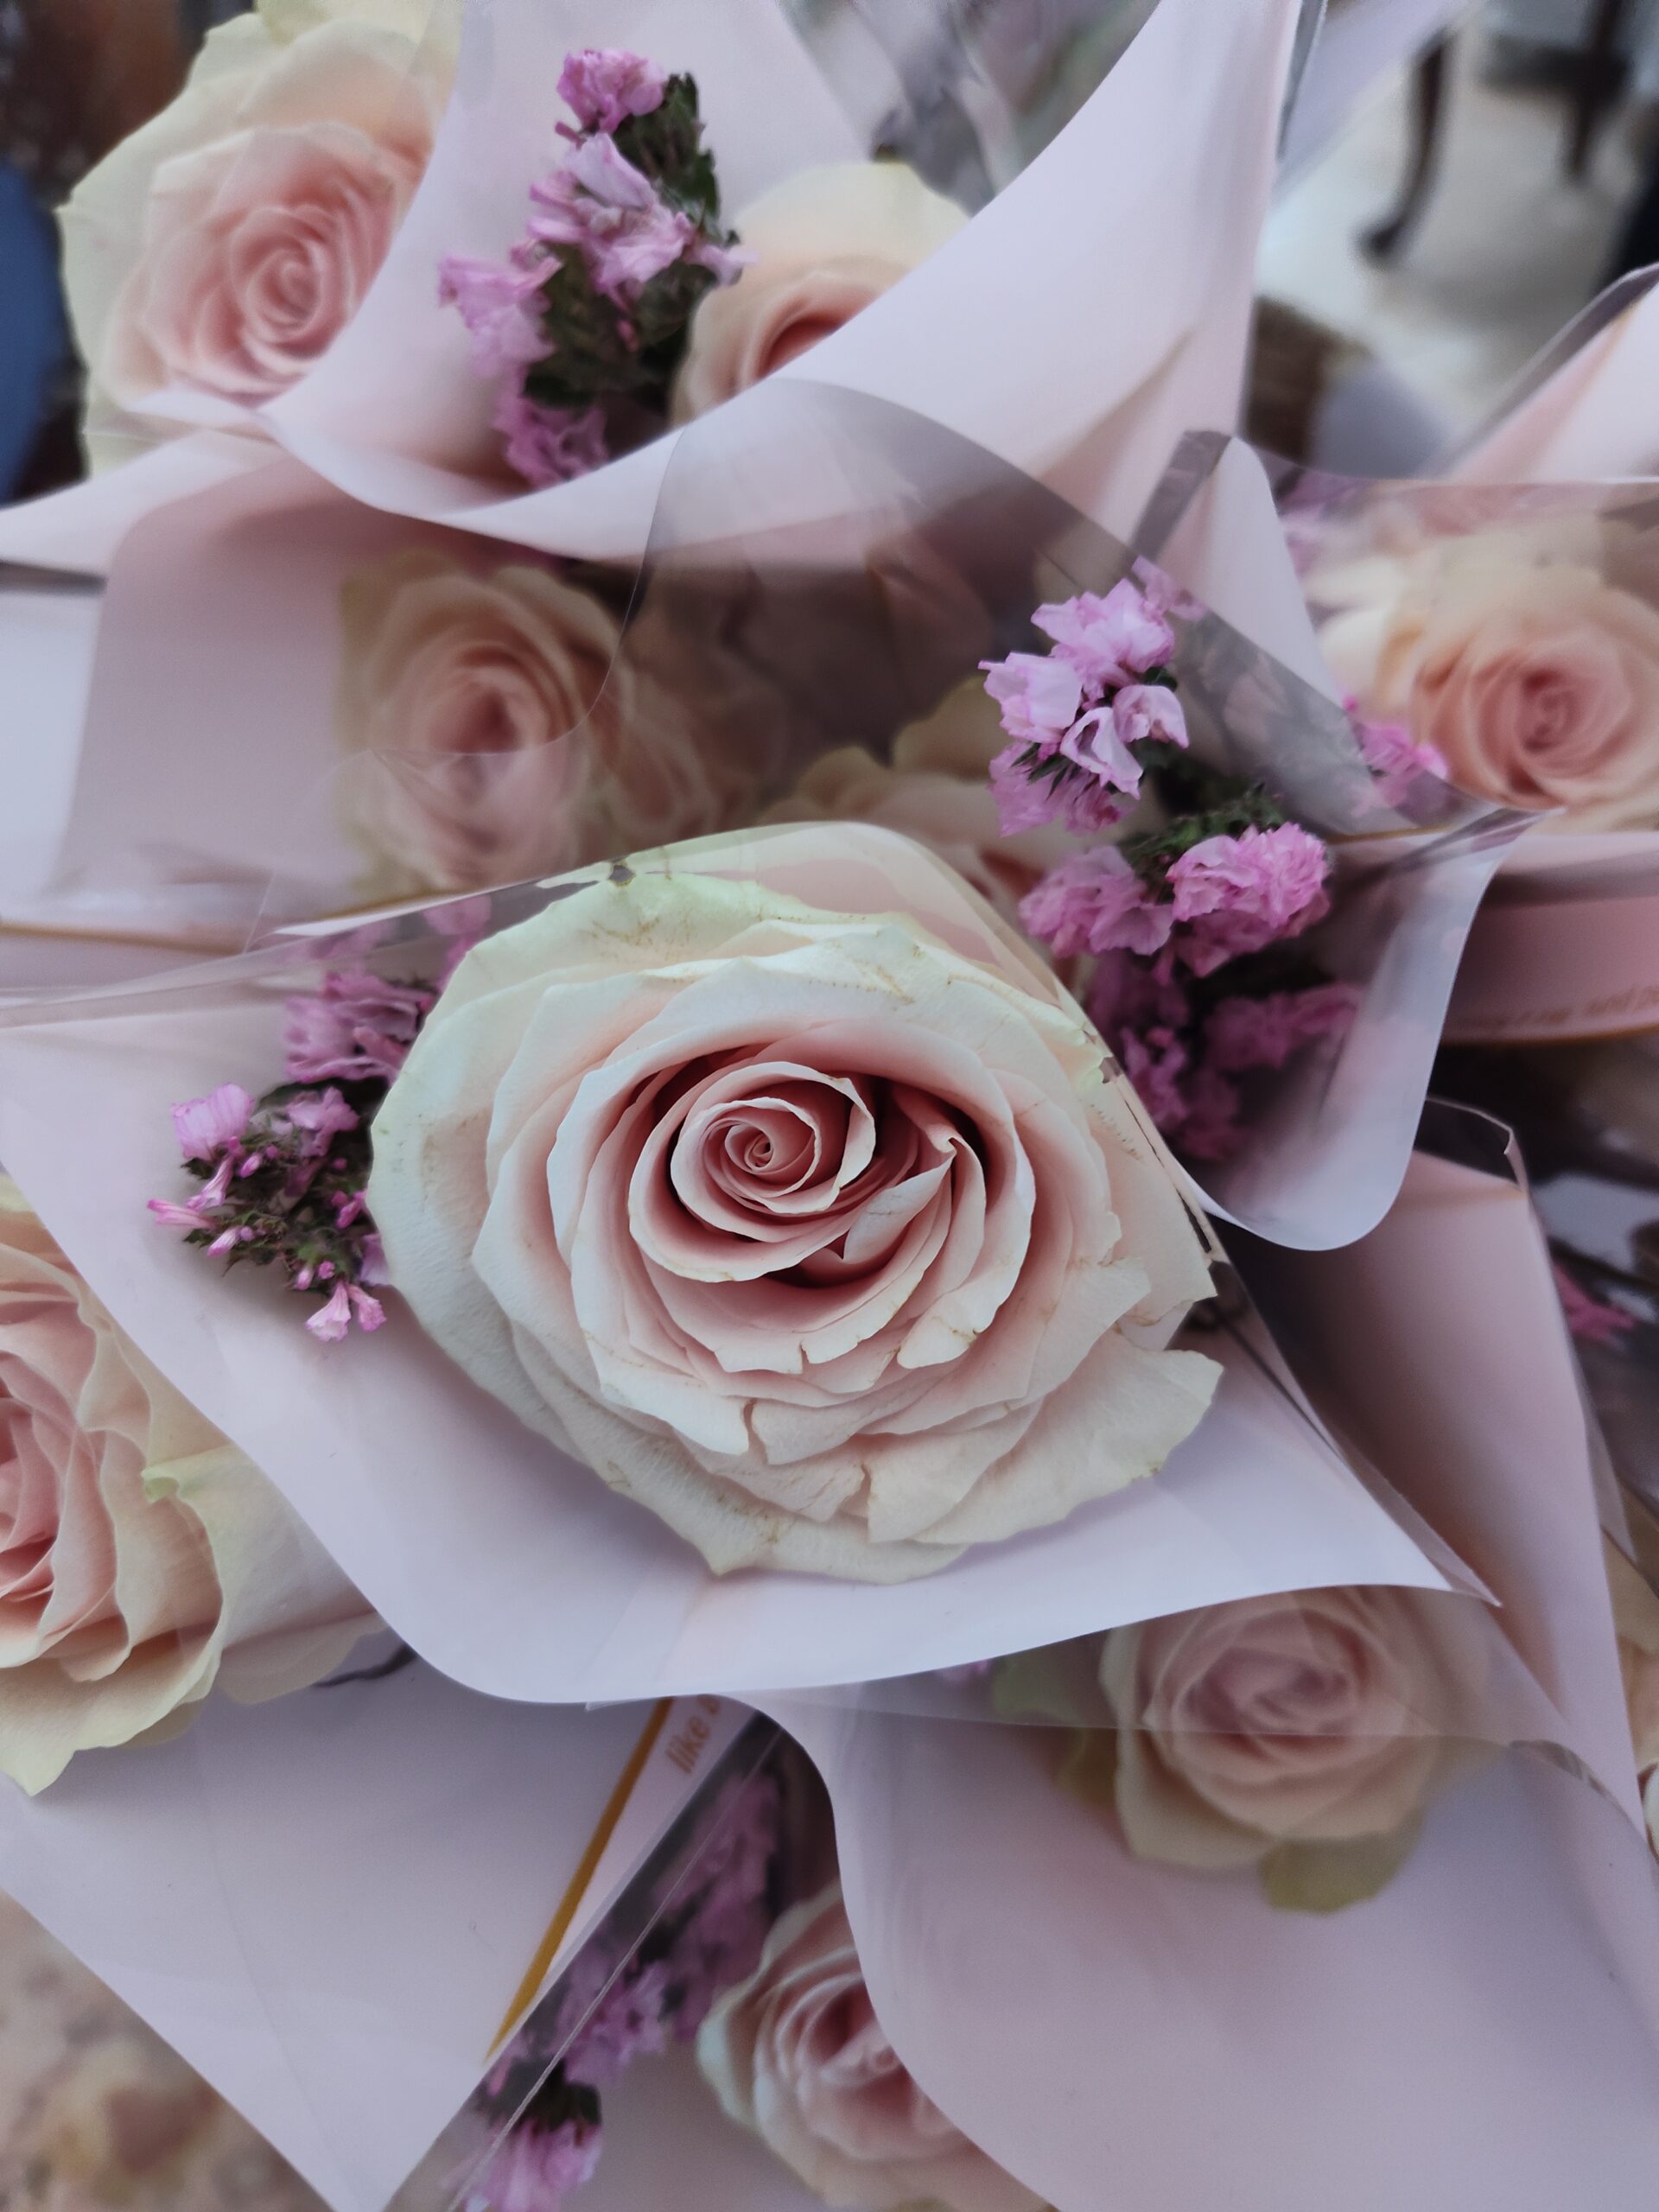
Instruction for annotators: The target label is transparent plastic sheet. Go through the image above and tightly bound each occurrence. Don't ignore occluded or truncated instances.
[3,381,1529,1252]
[0,1666,776,2212]
[0,830,1459,1712]
[259,0,1298,550]
[0,0,1299,583]
[0,1133,1649,2212]
[755,1133,1659,2212]
[1446,263,1659,483]
[779,0,1160,204]
[1436,1013,1659,1588]
[1141,427,1659,938]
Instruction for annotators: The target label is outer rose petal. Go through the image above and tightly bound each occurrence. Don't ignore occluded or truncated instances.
[368,824,1217,1581]
[697,1884,1044,2212]
[671,162,967,421]
[0,1181,373,1792]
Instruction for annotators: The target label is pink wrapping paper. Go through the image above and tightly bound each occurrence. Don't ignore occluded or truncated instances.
[0,844,1452,1708]
[767,1144,1659,2212]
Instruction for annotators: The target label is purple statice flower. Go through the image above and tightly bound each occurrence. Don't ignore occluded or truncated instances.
[1204,983,1359,1073]
[558,47,668,137]
[493,388,609,488]
[306,1281,386,1343]
[437,256,550,379]
[1130,556,1207,625]
[988,742,1067,836]
[1110,681,1188,752]
[171,1084,254,1163]
[148,1197,208,1231]
[1032,580,1176,689]
[1020,848,1174,959]
[1118,1024,1192,1132]
[285,969,435,1084]
[662,1772,779,2039]
[283,1086,360,1147]
[529,136,697,306]
[1351,709,1448,809]
[980,651,1084,751]
[472,2119,602,2212]
[565,1961,671,2089]
[1058,703,1146,806]
[1166,823,1331,976]
[1174,1061,1247,1161]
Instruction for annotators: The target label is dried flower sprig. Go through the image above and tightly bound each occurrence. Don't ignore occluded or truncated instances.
[149,967,442,1340]
[469,1768,781,2212]
[440,48,744,487]
[983,576,1355,1162]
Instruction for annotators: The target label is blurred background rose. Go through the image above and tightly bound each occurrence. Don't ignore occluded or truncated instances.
[0,1889,322,2211]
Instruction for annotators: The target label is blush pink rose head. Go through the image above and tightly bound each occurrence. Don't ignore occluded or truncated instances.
[61,0,452,442]
[0,1180,373,1793]
[761,684,1084,938]
[1317,529,1659,831]
[1102,1586,1465,1870]
[365,823,1218,1580]
[697,1883,1044,2212]
[335,548,711,898]
[671,162,967,422]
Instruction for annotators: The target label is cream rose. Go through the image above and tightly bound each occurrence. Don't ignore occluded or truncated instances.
[366,823,1217,1580]
[336,548,711,897]
[697,1883,1043,2212]
[1317,526,1659,830]
[763,684,1084,936]
[1102,1586,1460,1869]
[60,0,452,444]
[672,162,968,422]
[0,1180,374,1794]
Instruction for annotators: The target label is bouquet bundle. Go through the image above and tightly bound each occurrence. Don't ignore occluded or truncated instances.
[0,4,1656,2211]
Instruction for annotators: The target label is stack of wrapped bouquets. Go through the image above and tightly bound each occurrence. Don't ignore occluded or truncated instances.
[0,4,1657,2209]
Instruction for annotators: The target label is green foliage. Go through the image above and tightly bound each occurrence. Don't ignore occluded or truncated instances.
[1257,1817,1423,1915]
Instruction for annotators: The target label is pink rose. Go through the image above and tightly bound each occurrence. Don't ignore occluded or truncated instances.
[696,1883,1043,2212]
[1101,1586,1463,1869]
[366,823,1218,1580]
[761,683,1084,936]
[61,0,451,441]
[334,549,703,898]
[0,1180,372,1794]
[1317,530,1659,830]
[671,162,967,420]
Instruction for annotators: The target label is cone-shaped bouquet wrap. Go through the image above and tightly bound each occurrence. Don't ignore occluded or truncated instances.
[0,0,1298,565]
[1156,275,1659,1588]
[760,1115,1659,2212]
[0,813,1469,1709]
[0,384,1529,1254]
[0,1114,1651,2212]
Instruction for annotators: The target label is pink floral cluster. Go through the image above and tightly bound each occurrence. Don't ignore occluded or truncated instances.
[984,582,1359,1164]
[474,1769,780,2212]
[983,575,1191,837]
[1089,961,1358,1161]
[149,968,439,1341]
[1350,702,1448,810]
[438,49,743,488]
[1020,822,1332,976]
